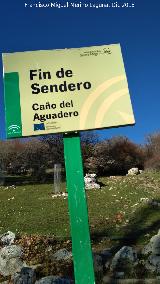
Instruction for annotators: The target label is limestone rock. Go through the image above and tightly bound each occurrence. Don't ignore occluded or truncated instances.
[0,245,23,276]
[14,267,36,284]
[142,231,160,275]
[145,255,160,273]
[52,248,72,261]
[84,173,100,189]
[0,245,22,258]
[142,233,160,255]
[127,168,139,176]
[110,246,137,272]
[0,231,15,245]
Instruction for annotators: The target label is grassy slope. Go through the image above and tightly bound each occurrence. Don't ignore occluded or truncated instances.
[0,171,160,246]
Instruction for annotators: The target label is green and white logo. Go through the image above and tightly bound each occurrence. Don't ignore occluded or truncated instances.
[8,124,21,135]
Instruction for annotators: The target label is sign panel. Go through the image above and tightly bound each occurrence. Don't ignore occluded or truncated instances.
[2,44,135,138]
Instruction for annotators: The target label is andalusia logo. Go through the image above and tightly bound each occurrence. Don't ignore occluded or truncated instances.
[8,125,21,134]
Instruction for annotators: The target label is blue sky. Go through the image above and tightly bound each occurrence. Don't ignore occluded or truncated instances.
[0,0,160,144]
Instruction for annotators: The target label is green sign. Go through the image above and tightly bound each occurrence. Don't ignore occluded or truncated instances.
[2,44,135,284]
[3,44,135,138]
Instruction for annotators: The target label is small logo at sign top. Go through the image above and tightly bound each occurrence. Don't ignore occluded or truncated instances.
[80,47,112,57]
[8,125,21,134]
[34,123,45,131]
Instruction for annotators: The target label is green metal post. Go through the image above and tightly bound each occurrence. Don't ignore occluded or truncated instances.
[63,133,95,284]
